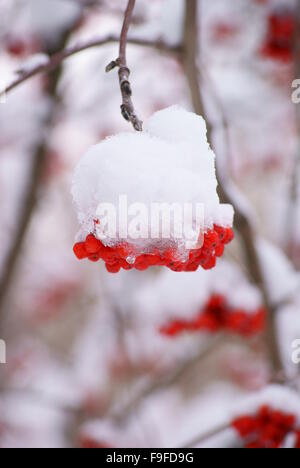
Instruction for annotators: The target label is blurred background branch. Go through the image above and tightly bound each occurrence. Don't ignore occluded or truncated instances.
[0,17,82,330]
[0,0,300,449]
[182,0,283,376]
[1,37,180,98]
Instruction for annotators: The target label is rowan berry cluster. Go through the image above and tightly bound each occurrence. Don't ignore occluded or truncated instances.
[73,225,234,273]
[261,11,295,62]
[160,295,266,337]
[232,406,300,449]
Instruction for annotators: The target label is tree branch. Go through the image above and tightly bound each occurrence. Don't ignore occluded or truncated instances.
[114,335,223,422]
[0,37,180,100]
[286,0,300,265]
[183,0,283,375]
[0,27,81,328]
[181,422,230,448]
[106,0,143,131]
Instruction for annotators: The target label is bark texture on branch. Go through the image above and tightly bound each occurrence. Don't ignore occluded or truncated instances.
[106,0,143,131]
[183,0,283,375]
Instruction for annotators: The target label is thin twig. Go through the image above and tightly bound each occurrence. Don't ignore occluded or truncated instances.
[106,0,143,131]
[183,0,283,375]
[286,0,300,265]
[1,387,81,415]
[0,142,47,325]
[114,336,223,421]
[181,422,230,448]
[0,37,180,99]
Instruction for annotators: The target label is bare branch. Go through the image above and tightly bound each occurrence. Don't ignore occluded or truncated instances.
[183,0,283,375]
[181,422,230,448]
[0,28,81,328]
[0,142,47,325]
[1,387,81,415]
[106,0,143,131]
[0,36,180,100]
[286,0,300,265]
[115,335,223,421]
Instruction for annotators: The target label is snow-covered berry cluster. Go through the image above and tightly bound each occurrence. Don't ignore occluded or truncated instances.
[260,10,295,63]
[72,107,234,273]
[160,294,266,338]
[232,406,300,449]
[73,225,234,273]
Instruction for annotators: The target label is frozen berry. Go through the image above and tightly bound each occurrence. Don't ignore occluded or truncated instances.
[106,263,121,273]
[232,406,298,449]
[85,234,102,254]
[88,254,100,263]
[260,11,296,63]
[73,242,88,260]
[73,224,234,273]
[160,295,266,339]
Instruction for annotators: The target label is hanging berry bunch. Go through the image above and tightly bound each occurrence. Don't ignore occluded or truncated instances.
[73,225,234,273]
[72,107,234,273]
[260,8,295,63]
[232,405,300,449]
[160,294,266,338]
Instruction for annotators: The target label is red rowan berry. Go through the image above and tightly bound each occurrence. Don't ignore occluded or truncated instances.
[160,320,188,337]
[214,225,227,242]
[73,242,88,260]
[85,234,102,254]
[205,230,220,248]
[106,263,121,273]
[73,224,234,272]
[260,11,295,62]
[232,406,299,449]
[232,416,258,437]
[215,244,225,257]
[202,256,217,270]
[223,228,234,244]
[88,254,100,262]
[5,38,27,57]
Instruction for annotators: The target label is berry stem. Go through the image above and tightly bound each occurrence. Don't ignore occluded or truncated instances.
[113,0,143,131]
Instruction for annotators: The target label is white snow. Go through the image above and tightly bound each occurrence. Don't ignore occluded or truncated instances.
[14,0,82,41]
[277,302,300,378]
[72,106,234,254]
[17,53,49,74]
[131,260,263,327]
[258,239,300,305]
[159,0,185,46]
[230,385,300,423]
[132,0,184,47]
[2,0,300,450]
